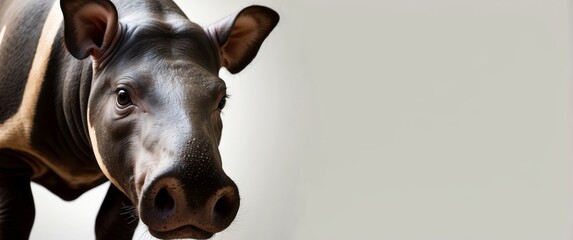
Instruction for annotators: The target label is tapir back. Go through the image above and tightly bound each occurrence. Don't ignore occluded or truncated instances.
[0,0,53,123]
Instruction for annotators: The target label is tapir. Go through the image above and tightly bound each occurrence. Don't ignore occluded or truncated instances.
[0,0,278,239]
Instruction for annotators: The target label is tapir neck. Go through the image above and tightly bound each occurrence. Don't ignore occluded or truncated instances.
[25,25,107,198]
[35,28,96,165]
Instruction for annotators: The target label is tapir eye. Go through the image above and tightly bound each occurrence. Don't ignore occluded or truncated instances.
[116,89,132,107]
[217,95,228,110]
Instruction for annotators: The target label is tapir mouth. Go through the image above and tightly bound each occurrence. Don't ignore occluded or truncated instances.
[148,225,214,239]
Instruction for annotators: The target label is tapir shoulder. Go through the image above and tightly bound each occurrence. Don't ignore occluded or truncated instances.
[0,0,106,199]
[0,0,60,155]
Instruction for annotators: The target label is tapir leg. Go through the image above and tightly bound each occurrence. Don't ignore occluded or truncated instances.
[95,184,138,240]
[0,175,35,240]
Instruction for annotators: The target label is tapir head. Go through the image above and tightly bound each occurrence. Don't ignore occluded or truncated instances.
[60,0,278,238]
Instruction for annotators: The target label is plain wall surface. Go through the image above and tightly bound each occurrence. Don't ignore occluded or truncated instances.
[29,0,572,239]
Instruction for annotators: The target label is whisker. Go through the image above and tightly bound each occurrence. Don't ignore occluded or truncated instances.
[119,201,140,225]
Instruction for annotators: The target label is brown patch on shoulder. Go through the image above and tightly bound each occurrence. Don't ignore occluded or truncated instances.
[0,1,64,177]
[0,1,105,192]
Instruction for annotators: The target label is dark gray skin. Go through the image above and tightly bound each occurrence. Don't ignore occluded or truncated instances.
[0,0,278,239]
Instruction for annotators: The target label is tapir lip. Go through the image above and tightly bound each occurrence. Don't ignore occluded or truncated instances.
[149,224,214,239]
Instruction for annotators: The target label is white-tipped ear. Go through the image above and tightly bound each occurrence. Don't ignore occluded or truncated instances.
[205,5,279,74]
[60,0,119,60]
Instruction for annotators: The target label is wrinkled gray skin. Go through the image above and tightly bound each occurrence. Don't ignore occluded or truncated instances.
[0,0,278,239]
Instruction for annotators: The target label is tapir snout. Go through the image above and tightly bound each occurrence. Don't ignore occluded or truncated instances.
[140,163,239,239]
[133,114,240,238]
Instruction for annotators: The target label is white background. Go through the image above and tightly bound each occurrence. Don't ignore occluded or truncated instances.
[30,0,573,239]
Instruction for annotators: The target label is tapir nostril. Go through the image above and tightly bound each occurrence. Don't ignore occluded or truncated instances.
[210,186,240,228]
[213,194,232,218]
[154,188,175,213]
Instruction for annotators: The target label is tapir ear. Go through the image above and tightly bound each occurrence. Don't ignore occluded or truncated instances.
[205,6,279,74]
[60,0,119,60]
